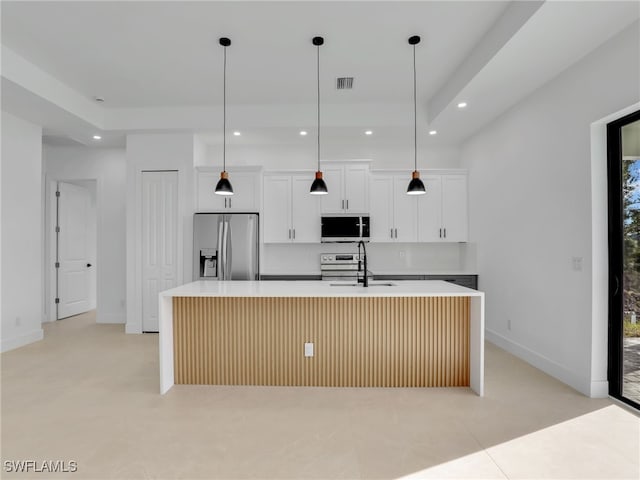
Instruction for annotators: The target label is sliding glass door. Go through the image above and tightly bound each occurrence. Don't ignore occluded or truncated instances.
[608,109,640,409]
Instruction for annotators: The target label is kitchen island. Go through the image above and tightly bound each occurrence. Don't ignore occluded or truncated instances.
[159,281,484,396]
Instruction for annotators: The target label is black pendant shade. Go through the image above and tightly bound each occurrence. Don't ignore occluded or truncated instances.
[310,36,328,195]
[310,171,328,195]
[406,35,426,196]
[215,37,234,196]
[407,171,426,195]
[215,171,233,195]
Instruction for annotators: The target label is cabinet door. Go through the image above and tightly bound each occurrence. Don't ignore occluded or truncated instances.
[319,165,344,213]
[344,164,369,213]
[393,176,418,242]
[441,175,468,242]
[369,175,394,242]
[263,176,292,243]
[417,175,443,242]
[226,172,257,211]
[291,175,321,243]
[197,172,227,211]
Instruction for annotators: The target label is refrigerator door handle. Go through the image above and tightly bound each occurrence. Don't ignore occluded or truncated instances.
[224,219,232,280]
[217,218,225,279]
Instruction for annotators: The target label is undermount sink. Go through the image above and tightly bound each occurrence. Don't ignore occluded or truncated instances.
[329,282,397,287]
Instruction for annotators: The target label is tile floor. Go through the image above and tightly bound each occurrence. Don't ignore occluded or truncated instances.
[1,311,639,479]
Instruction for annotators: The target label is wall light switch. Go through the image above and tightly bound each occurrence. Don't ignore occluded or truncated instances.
[304,342,314,357]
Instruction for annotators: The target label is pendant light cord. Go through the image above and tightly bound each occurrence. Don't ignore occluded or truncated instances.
[223,45,227,172]
[317,43,321,172]
[413,43,417,172]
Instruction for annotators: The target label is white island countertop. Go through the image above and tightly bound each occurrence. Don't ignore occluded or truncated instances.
[160,280,483,298]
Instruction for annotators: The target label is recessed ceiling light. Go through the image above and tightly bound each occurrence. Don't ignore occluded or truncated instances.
[92,135,102,140]
[299,131,308,136]
[457,102,467,109]
[429,130,437,135]
[365,130,373,135]
[233,131,241,136]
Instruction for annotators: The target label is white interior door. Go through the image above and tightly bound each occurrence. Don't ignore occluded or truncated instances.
[57,182,91,319]
[142,171,179,332]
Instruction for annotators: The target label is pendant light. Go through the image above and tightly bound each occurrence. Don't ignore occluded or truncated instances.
[407,35,426,195]
[310,36,328,195]
[215,37,233,196]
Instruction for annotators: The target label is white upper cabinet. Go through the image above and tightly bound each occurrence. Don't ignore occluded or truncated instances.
[441,175,468,242]
[417,174,468,242]
[262,175,292,243]
[197,169,259,212]
[263,173,321,243]
[369,173,418,242]
[417,175,442,242]
[393,176,418,242]
[291,175,321,243]
[320,163,369,213]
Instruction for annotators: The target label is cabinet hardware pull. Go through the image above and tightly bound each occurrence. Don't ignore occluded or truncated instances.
[288,229,291,239]
[293,229,296,240]
[390,228,393,239]
[439,228,442,238]
[229,198,231,208]
[444,228,446,238]
[346,199,349,210]
[395,228,398,238]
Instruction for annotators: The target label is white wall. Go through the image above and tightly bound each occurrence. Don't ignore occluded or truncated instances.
[460,22,640,396]
[125,134,195,333]
[200,143,461,171]
[1,112,44,351]
[43,146,126,323]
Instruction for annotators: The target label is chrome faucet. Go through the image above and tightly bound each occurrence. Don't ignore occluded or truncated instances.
[357,240,368,287]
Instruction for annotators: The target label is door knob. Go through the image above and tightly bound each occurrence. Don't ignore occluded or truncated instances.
[87,263,92,268]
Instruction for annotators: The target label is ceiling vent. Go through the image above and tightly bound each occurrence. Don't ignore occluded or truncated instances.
[336,77,354,90]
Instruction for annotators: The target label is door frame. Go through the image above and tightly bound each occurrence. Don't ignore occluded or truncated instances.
[607,108,640,409]
[44,176,100,323]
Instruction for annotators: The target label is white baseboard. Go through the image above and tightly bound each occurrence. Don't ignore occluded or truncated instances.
[125,323,142,334]
[96,313,125,324]
[590,380,609,398]
[485,328,591,396]
[1,329,44,352]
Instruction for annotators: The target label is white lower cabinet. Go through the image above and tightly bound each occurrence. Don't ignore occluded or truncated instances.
[369,174,417,242]
[263,174,320,243]
[197,170,259,211]
[418,174,468,242]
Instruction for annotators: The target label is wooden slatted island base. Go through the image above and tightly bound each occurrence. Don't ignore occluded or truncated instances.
[159,281,484,396]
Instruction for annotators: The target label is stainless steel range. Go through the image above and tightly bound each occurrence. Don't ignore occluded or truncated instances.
[320,253,372,282]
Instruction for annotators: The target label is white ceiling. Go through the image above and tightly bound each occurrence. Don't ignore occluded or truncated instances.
[1,1,639,149]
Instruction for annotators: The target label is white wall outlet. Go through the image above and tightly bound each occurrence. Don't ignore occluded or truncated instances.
[399,250,405,258]
[304,342,314,357]
[572,256,583,271]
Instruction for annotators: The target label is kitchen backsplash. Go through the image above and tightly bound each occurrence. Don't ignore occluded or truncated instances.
[262,242,477,274]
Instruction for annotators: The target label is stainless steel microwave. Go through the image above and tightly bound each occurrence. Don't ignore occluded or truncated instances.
[321,215,370,243]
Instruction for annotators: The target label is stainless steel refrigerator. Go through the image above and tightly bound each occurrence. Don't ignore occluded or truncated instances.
[193,213,259,281]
